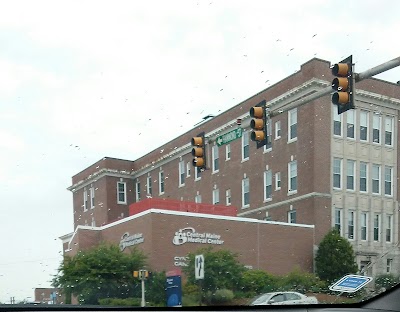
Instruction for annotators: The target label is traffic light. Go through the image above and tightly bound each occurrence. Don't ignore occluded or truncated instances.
[331,55,354,114]
[191,132,206,169]
[250,100,267,149]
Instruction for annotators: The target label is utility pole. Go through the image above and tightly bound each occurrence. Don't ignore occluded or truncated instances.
[268,56,400,117]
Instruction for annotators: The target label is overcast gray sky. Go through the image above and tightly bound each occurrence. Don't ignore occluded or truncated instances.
[0,0,399,303]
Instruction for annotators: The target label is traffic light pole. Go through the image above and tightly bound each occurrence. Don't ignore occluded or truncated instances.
[268,56,400,117]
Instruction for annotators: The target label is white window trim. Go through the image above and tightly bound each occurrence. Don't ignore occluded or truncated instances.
[146,176,152,196]
[212,145,219,173]
[288,108,298,143]
[359,162,368,193]
[288,210,296,224]
[360,212,368,241]
[384,166,393,197]
[242,178,250,208]
[186,162,191,177]
[372,164,381,195]
[90,187,95,209]
[275,120,281,140]
[178,161,185,187]
[346,160,356,191]
[194,167,201,181]
[288,161,297,195]
[241,131,249,162]
[117,182,127,204]
[225,144,231,161]
[135,180,141,202]
[225,189,231,206]
[212,189,220,205]
[333,109,343,137]
[386,215,393,243]
[334,208,343,236]
[360,110,369,142]
[263,170,272,202]
[347,210,356,240]
[333,158,342,190]
[158,171,165,195]
[372,114,381,145]
[385,116,394,147]
[83,188,88,211]
[373,214,381,242]
[195,194,202,203]
[275,172,281,191]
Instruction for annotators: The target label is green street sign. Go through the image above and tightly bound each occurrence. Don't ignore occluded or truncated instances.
[216,128,243,147]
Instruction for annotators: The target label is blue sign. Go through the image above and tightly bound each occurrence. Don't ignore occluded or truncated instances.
[165,275,182,307]
[329,274,373,293]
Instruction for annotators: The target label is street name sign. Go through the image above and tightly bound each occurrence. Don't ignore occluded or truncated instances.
[216,128,242,147]
[329,274,373,293]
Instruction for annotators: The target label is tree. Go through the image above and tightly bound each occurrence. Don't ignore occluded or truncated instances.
[315,229,358,282]
[183,247,246,294]
[52,244,147,304]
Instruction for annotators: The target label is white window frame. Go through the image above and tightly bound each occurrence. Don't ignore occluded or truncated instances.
[386,259,393,273]
[288,161,297,194]
[384,166,393,197]
[194,166,201,181]
[159,171,165,195]
[242,131,250,161]
[135,180,141,202]
[333,109,342,137]
[264,170,272,201]
[212,145,219,173]
[348,210,355,240]
[373,214,381,242]
[186,162,191,177]
[360,110,369,142]
[360,212,368,241]
[225,189,231,206]
[264,120,272,151]
[212,189,220,205]
[146,175,152,196]
[242,178,250,208]
[225,144,231,161]
[372,114,381,144]
[288,108,297,142]
[288,210,296,223]
[385,116,394,146]
[360,162,368,193]
[333,158,342,189]
[117,182,127,204]
[346,160,355,191]
[83,188,88,211]
[178,160,185,186]
[90,186,95,209]
[275,120,281,140]
[346,110,355,139]
[275,172,281,190]
[386,215,393,243]
[334,208,343,235]
[195,194,202,203]
[372,164,381,195]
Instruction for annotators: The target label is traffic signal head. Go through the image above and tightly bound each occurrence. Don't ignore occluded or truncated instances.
[191,132,206,169]
[331,55,354,114]
[249,100,267,148]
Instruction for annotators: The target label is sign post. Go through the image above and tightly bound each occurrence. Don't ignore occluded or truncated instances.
[195,254,205,306]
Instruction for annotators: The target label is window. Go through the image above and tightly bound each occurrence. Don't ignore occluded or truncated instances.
[346,160,355,191]
[348,210,355,239]
[372,114,381,144]
[385,116,393,146]
[225,144,231,160]
[360,110,368,141]
[385,166,393,196]
[91,216,96,227]
[333,109,342,136]
[146,175,152,196]
[387,259,393,273]
[90,186,95,208]
[212,189,220,204]
[242,178,250,207]
[333,158,342,189]
[265,120,272,149]
[360,212,368,241]
[195,167,201,180]
[275,172,281,190]
[275,120,281,139]
[372,164,380,194]
[225,189,231,206]
[288,210,296,223]
[117,182,127,204]
[159,171,165,194]
[374,214,381,241]
[360,162,367,192]
[179,161,185,186]
[186,162,191,177]
[135,180,141,202]
[83,188,88,211]
[242,131,249,160]
[335,209,342,234]
[346,110,355,138]
[386,215,392,242]
[288,108,297,141]
[264,170,272,201]
[288,161,297,193]
[212,145,219,172]
[195,194,202,203]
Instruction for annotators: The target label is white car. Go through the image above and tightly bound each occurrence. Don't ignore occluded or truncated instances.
[250,291,318,305]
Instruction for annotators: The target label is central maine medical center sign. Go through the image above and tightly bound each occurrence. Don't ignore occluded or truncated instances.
[173,227,224,246]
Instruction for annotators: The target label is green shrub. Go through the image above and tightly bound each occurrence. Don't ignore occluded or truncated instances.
[375,274,399,290]
[182,294,200,307]
[241,270,277,295]
[98,297,141,306]
[277,268,326,293]
[213,289,234,304]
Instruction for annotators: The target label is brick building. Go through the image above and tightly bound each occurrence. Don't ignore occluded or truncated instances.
[64,57,400,277]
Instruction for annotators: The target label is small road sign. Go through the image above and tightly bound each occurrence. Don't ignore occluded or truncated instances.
[329,274,373,293]
[216,128,242,147]
[195,254,204,280]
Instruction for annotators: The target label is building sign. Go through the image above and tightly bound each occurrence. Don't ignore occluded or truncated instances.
[172,227,224,246]
[174,256,189,267]
[165,275,182,307]
[119,232,144,251]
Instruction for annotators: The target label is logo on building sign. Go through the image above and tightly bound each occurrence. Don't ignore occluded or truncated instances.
[172,227,224,246]
[119,232,144,251]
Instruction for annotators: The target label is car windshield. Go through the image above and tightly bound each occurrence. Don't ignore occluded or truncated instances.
[1,0,400,307]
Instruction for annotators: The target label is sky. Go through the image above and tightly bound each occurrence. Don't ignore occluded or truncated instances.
[0,0,399,304]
